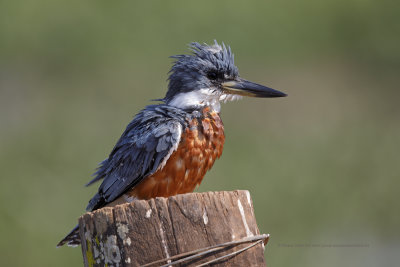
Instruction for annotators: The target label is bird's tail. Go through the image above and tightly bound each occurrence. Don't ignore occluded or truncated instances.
[57,224,81,247]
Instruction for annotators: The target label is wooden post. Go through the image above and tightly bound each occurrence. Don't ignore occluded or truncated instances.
[79,190,268,267]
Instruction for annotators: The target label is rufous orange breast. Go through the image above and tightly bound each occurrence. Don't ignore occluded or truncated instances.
[109,107,224,205]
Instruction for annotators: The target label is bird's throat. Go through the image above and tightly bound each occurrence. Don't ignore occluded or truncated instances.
[167,88,221,112]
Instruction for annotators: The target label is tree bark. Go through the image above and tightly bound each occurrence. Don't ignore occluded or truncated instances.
[79,190,267,267]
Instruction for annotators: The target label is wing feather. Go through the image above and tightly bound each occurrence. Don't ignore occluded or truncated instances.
[85,105,185,211]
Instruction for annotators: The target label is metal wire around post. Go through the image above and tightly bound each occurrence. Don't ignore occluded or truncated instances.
[141,234,270,267]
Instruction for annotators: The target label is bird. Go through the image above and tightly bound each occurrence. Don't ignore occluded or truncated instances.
[57,41,286,247]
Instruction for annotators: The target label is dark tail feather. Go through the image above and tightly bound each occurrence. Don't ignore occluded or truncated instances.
[86,192,105,212]
[57,224,81,247]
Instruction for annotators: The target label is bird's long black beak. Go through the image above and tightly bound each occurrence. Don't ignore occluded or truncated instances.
[221,79,287,98]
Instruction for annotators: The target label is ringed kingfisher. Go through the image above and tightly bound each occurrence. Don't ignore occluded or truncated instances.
[57,41,286,247]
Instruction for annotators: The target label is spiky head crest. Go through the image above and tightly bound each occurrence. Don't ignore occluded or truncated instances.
[165,41,239,102]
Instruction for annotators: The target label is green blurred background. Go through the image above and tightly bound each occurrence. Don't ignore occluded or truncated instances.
[1,0,399,266]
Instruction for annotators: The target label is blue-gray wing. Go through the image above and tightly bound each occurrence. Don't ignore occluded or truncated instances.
[85,105,184,211]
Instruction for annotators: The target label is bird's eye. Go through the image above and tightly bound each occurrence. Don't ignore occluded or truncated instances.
[207,71,224,80]
[207,71,218,80]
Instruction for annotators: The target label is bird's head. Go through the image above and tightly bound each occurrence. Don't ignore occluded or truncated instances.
[164,41,286,112]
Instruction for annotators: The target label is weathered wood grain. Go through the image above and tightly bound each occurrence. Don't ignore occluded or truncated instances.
[79,190,267,267]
